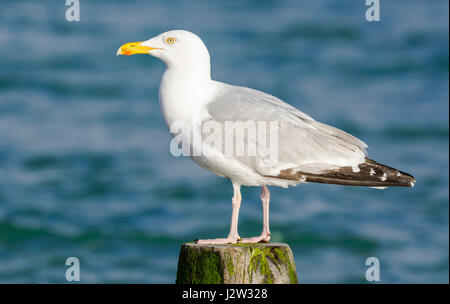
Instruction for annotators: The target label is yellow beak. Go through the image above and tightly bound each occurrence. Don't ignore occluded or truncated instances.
[116,41,158,56]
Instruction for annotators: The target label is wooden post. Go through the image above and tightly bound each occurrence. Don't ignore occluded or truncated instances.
[176,242,298,284]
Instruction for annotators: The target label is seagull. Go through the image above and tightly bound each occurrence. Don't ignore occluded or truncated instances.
[117,30,415,245]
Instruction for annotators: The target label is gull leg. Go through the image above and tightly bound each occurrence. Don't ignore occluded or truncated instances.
[196,182,242,244]
[240,185,271,243]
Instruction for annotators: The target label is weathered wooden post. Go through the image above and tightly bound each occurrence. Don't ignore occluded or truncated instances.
[176,243,298,284]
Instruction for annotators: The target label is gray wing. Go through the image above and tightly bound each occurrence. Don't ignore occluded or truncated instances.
[205,84,367,176]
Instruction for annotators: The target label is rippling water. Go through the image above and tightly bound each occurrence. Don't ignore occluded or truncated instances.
[0,0,448,283]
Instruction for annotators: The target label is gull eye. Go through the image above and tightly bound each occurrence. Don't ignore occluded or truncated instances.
[166,37,175,44]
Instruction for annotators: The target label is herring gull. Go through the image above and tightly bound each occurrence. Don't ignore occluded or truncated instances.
[117,30,415,244]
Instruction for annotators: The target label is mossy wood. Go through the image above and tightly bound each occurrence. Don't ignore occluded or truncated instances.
[176,242,298,284]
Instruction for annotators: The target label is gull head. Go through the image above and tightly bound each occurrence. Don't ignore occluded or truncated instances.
[117,30,210,69]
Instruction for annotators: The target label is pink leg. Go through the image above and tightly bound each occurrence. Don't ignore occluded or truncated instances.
[196,182,242,244]
[240,185,271,243]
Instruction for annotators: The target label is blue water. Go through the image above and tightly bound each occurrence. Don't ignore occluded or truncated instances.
[0,0,448,283]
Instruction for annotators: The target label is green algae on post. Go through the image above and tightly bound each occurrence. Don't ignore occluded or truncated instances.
[176,242,298,284]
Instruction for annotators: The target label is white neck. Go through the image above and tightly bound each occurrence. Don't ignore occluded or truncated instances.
[158,63,217,128]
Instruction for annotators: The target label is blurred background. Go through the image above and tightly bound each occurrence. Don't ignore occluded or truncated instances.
[0,0,448,283]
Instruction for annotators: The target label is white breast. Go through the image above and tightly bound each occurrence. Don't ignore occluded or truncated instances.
[159,69,219,127]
